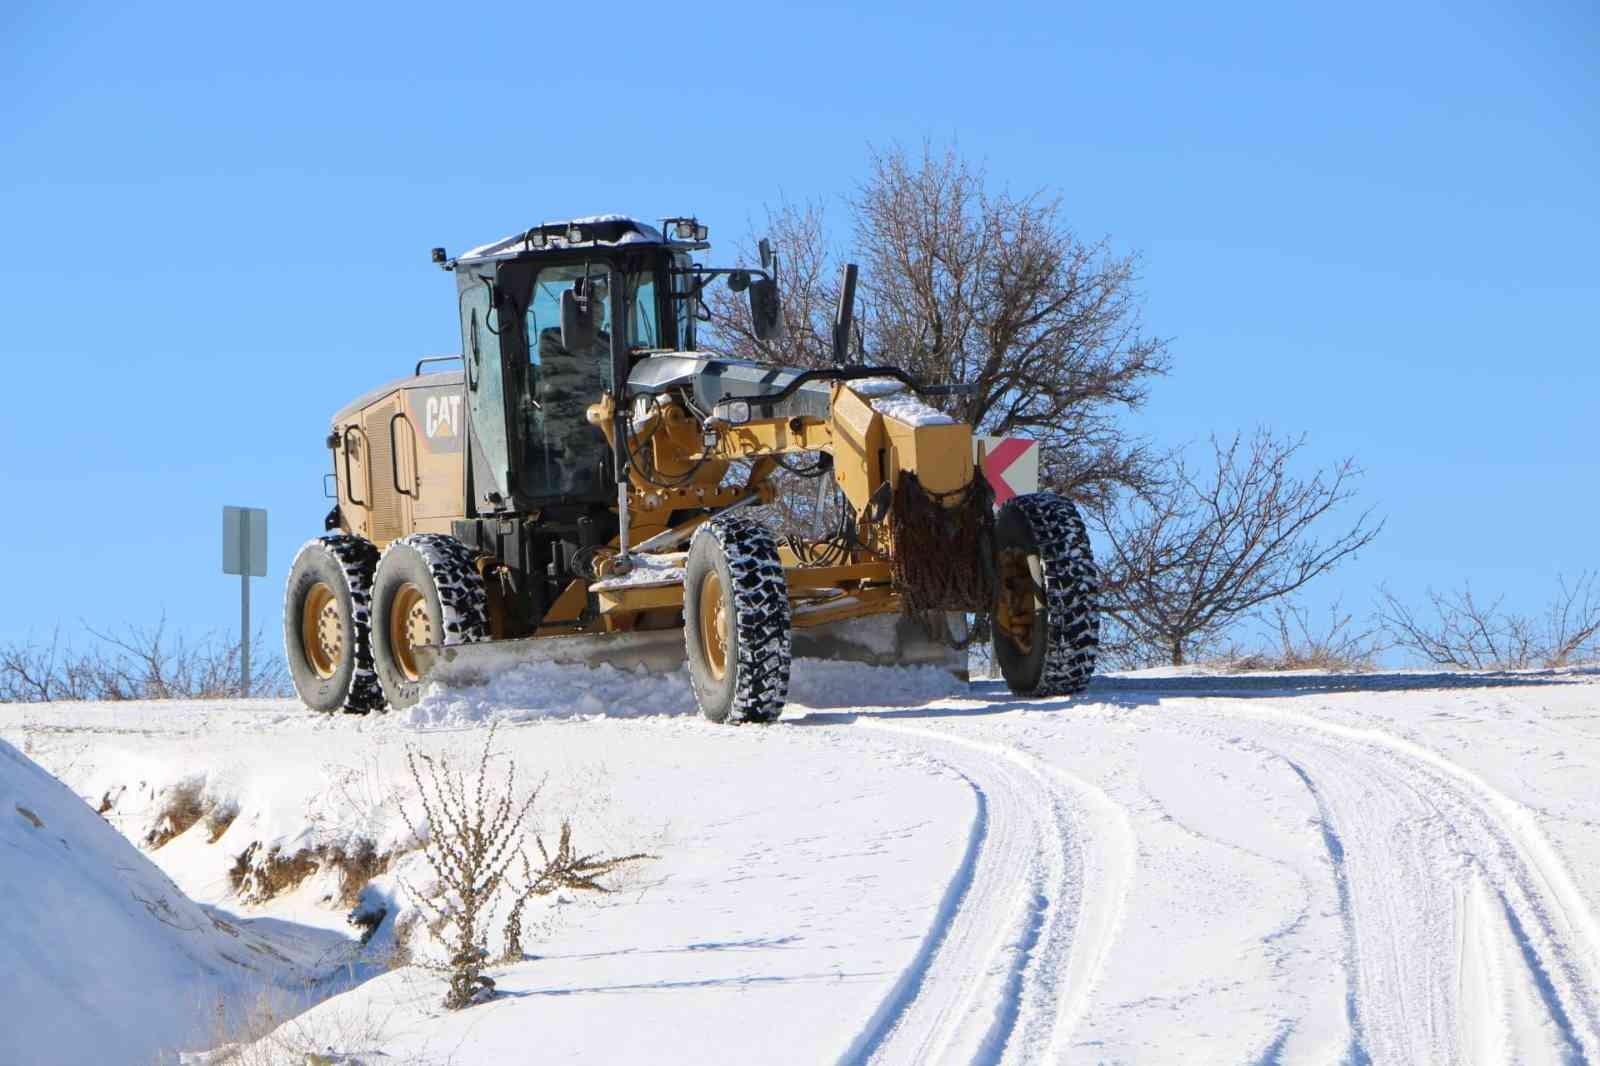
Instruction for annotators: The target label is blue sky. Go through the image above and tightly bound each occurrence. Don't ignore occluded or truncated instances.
[1,0,1595,652]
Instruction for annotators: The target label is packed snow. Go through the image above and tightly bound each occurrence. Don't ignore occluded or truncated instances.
[587,551,688,591]
[849,377,957,427]
[3,665,1599,1064]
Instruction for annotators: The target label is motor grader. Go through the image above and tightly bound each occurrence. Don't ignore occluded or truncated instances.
[284,214,1099,722]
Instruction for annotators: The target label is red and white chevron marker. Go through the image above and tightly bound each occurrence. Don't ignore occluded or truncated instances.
[974,435,1039,505]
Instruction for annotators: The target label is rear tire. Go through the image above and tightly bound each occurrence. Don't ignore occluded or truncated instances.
[370,534,489,710]
[684,517,791,724]
[283,535,383,714]
[992,493,1099,696]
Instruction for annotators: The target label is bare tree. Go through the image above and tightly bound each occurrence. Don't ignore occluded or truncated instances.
[1097,430,1382,666]
[1377,572,1600,670]
[705,143,1170,509]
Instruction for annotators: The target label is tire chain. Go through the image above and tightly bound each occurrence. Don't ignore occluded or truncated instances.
[382,533,490,646]
[1009,493,1100,695]
[289,535,384,712]
[697,516,793,723]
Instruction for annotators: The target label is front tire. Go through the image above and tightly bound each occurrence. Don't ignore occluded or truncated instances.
[283,535,383,713]
[370,534,488,710]
[991,493,1099,696]
[684,517,792,724]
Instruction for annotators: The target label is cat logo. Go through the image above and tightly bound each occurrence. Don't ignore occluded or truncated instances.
[425,395,463,438]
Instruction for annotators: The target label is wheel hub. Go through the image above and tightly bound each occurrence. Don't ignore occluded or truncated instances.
[389,583,432,682]
[698,570,729,680]
[301,583,343,679]
[995,547,1041,654]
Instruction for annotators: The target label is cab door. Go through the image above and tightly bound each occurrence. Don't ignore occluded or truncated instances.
[458,272,513,512]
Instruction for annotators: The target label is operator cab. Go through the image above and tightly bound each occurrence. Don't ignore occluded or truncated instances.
[437,215,781,517]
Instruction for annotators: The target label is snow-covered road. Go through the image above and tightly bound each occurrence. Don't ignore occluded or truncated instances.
[5,667,1598,1065]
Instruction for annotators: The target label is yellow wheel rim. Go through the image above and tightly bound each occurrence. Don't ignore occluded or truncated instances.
[389,583,432,682]
[697,570,729,681]
[994,547,1040,654]
[301,582,343,679]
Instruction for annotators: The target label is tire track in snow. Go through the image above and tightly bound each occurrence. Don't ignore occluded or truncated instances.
[1282,757,1373,1066]
[1166,699,1600,1065]
[830,720,1134,1066]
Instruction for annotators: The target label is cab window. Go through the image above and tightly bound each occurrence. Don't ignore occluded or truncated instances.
[522,264,613,497]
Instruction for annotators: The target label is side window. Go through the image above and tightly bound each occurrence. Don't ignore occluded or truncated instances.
[627,272,659,349]
[458,278,511,504]
[672,254,694,350]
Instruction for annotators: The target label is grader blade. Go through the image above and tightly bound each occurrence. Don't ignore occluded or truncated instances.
[412,612,968,691]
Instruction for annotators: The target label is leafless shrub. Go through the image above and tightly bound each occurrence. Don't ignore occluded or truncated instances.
[1224,601,1382,673]
[1377,572,1600,670]
[400,725,540,1009]
[399,725,648,1009]
[1096,430,1382,666]
[0,618,288,703]
[500,821,649,963]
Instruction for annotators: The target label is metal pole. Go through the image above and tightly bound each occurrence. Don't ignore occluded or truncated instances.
[241,572,251,698]
[239,518,251,698]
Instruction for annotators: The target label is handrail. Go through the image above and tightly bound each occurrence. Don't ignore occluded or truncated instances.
[754,365,977,406]
[342,426,370,506]
[389,412,418,498]
[415,354,463,376]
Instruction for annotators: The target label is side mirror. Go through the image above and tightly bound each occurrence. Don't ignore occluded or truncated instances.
[560,289,596,351]
[748,277,785,341]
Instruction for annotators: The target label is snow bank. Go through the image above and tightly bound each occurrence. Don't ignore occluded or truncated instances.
[402,660,700,728]
[0,739,306,1065]
[401,658,966,728]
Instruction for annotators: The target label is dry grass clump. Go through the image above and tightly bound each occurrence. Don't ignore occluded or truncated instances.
[230,844,321,903]
[229,840,397,908]
[183,985,447,1066]
[206,801,240,843]
[144,778,209,848]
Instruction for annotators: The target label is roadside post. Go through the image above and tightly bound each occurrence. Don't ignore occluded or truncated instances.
[222,506,268,697]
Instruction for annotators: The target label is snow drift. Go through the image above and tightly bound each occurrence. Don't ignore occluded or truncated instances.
[0,738,309,1065]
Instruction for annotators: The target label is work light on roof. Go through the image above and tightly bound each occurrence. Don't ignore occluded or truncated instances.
[566,223,585,243]
[671,218,709,241]
[528,230,550,249]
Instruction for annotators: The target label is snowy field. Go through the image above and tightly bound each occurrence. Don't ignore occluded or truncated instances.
[4,663,1599,1065]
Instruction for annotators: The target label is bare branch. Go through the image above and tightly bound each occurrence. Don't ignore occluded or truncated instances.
[1096,429,1382,665]
[1378,573,1600,670]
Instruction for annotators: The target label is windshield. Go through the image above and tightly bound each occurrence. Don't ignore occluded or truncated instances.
[511,258,668,500]
[523,263,614,498]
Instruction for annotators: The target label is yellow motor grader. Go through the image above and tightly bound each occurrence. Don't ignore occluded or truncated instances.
[284,214,1099,721]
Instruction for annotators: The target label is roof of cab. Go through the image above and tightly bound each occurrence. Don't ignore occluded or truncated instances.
[453,214,706,266]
